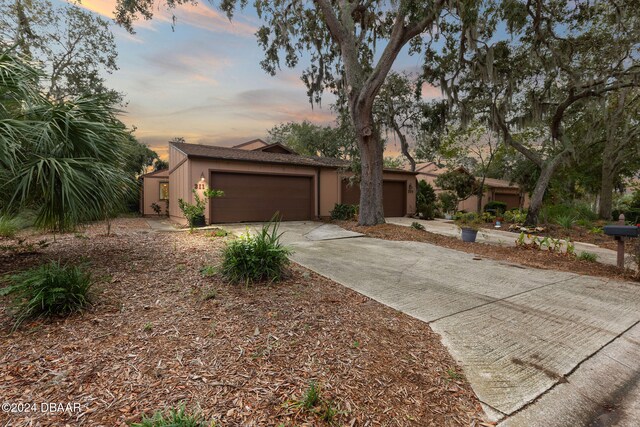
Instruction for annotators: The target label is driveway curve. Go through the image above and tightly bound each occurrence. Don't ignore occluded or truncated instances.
[224,221,640,426]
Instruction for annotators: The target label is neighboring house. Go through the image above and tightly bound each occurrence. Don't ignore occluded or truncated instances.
[139,168,169,216]
[414,162,529,212]
[141,139,417,224]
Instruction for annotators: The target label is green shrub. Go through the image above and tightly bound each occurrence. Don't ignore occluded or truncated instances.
[0,261,92,330]
[438,191,458,214]
[484,201,508,214]
[555,214,575,229]
[221,219,292,284]
[410,221,425,230]
[540,202,597,225]
[178,188,224,228]
[577,252,598,262]
[480,211,495,223]
[131,405,214,427]
[454,212,482,231]
[330,203,358,220]
[416,180,437,219]
[0,214,32,238]
[504,209,527,223]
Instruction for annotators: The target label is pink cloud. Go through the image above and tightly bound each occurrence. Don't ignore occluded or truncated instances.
[78,0,255,36]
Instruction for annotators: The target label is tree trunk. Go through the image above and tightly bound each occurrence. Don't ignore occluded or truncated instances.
[353,108,385,226]
[598,162,615,220]
[476,177,485,214]
[524,162,558,226]
[392,122,416,171]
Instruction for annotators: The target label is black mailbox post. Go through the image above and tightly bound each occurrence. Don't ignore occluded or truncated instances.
[603,221,639,268]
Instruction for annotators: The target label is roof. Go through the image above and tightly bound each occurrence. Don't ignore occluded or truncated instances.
[414,162,520,189]
[140,169,169,179]
[171,141,349,168]
[232,138,268,149]
[253,142,297,154]
[481,177,520,190]
[171,141,418,174]
[415,162,471,176]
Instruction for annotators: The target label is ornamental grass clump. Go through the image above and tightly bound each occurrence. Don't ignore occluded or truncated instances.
[221,218,292,284]
[0,260,92,330]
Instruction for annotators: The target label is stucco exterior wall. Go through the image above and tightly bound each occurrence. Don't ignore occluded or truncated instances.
[141,176,169,216]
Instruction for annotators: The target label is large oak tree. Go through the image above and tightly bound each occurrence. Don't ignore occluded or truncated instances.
[429,0,640,225]
[114,0,461,225]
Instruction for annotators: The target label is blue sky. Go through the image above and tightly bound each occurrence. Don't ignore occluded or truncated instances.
[65,0,439,159]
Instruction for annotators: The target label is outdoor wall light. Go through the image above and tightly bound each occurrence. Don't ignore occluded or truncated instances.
[200,172,205,181]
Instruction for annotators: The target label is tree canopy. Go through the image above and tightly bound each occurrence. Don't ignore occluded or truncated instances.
[1,0,120,101]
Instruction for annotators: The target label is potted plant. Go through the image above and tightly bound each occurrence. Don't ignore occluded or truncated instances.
[178,188,224,229]
[455,212,482,242]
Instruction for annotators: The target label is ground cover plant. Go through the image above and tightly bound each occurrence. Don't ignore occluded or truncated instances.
[220,219,291,284]
[0,217,481,425]
[0,260,92,330]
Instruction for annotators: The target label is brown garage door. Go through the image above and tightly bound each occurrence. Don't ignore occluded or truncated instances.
[493,192,521,210]
[210,172,313,223]
[341,179,406,217]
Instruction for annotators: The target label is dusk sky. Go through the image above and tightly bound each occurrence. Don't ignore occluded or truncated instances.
[62,0,440,159]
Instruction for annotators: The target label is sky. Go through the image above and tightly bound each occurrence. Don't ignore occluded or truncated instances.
[60,0,440,159]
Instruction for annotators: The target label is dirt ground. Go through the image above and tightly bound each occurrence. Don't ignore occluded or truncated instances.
[0,218,482,427]
[336,221,639,283]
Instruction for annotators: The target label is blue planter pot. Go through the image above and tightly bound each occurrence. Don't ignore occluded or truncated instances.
[461,227,478,243]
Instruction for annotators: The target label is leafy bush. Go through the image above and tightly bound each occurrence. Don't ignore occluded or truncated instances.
[454,212,482,231]
[480,212,495,223]
[330,203,358,220]
[0,215,22,238]
[577,252,598,262]
[150,202,162,216]
[410,221,425,230]
[484,201,507,214]
[178,188,224,228]
[540,202,597,225]
[612,190,640,223]
[438,191,458,214]
[131,405,214,427]
[0,261,92,330]
[555,214,575,229]
[416,180,437,219]
[221,219,292,284]
[504,209,527,223]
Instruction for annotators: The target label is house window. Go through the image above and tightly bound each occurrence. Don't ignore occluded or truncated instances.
[159,182,169,200]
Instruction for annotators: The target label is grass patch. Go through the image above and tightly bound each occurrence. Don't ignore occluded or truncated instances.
[0,261,92,330]
[131,405,214,427]
[220,219,292,284]
[410,221,425,230]
[288,381,342,425]
[577,252,598,262]
[199,265,217,277]
[0,214,31,238]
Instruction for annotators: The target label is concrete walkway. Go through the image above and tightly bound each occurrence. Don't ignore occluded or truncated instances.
[223,221,640,426]
[387,217,630,269]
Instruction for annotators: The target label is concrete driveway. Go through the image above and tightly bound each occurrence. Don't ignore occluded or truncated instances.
[224,221,640,426]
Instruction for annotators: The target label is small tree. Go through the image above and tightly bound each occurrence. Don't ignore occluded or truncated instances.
[416,180,437,219]
[178,188,224,229]
[435,170,477,210]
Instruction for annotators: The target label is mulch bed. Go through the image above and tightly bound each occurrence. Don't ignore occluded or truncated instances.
[336,221,639,283]
[479,222,618,251]
[0,218,482,426]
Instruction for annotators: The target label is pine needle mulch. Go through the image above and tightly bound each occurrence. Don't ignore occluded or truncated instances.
[0,218,483,426]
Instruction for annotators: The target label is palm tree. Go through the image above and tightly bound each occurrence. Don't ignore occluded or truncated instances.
[0,49,136,231]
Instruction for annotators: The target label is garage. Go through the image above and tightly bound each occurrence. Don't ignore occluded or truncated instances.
[493,192,521,210]
[341,179,406,217]
[210,172,314,223]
